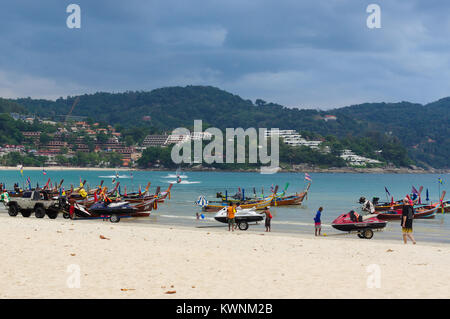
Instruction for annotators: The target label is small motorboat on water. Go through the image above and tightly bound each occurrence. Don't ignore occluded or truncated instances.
[332,211,387,239]
[214,207,264,231]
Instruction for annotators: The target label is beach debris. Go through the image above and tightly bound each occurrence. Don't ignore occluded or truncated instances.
[120,288,136,291]
[99,235,110,240]
[170,285,174,288]
[70,253,76,256]
[386,249,394,252]
[165,290,176,294]
[161,286,166,288]
[191,286,196,288]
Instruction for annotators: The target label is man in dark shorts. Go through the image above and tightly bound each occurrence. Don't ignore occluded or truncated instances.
[401,198,416,244]
[263,206,272,232]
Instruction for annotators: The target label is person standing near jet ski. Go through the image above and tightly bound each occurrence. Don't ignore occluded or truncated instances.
[227,202,236,232]
[401,198,416,244]
[263,206,272,232]
[314,207,323,236]
[359,197,375,214]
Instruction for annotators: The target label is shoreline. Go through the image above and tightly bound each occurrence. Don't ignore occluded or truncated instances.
[0,166,448,174]
[1,214,449,298]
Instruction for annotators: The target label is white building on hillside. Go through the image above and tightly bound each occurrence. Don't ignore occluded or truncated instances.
[340,149,382,166]
[264,129,323,150]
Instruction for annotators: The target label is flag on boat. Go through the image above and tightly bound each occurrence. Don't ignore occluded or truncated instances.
[426,189,429,201]
[26,177,31,190]
[196,195,208,207]
[19,165,23,176]
[438,178,444,184]
[305,173,312,182]
[411,186,419,195]
[42,169,47,176]
[384,187,391,197]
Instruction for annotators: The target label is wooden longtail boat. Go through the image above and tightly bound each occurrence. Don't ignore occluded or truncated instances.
[375,203,439,220]
[202,195,275,213]
[272,183,310,206]
[374,186,424,211]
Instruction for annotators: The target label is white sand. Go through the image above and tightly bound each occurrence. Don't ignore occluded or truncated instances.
[0,213,449,299]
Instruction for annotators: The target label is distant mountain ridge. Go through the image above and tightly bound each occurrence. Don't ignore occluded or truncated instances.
[6,85,450,168]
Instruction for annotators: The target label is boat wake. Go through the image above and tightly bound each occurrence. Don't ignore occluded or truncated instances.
[99,175,133,179]
[165,180,201,184]
[163,174,188,179]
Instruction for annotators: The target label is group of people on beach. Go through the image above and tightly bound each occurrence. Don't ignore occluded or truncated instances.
[215,195,417,244]
[313,197,416,244]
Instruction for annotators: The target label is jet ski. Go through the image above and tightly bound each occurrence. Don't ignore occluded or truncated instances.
[83,201,137,223]
[331,211,387,239]
[214,207,264,230]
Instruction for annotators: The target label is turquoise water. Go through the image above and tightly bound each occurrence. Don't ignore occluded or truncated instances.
[1,170,449,243]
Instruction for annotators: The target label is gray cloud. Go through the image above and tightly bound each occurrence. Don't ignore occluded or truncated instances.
[0,0,449,108]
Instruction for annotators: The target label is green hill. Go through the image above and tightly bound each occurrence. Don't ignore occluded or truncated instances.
[7,86,450,168]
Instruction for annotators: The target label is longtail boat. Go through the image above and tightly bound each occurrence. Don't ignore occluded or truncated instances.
[374,186,424,211]
[201,194,275,213]
[375,202,439,220]
[272,183,310,206]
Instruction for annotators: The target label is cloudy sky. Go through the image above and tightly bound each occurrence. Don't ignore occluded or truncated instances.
[1,0,449,109]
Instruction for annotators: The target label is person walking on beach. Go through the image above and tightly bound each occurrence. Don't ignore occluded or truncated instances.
[227,202,236,232]
[401,198,416,244]
[314,207,323,236]
[263,206,272,232]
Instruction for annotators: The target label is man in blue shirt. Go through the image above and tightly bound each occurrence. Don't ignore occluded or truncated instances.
[314,207,323,236]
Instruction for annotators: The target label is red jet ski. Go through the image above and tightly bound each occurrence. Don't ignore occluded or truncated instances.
[332,211,387,239]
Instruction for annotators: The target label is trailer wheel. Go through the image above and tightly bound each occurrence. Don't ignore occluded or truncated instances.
[8,204,19,217]
[35,206,46,218]
[363,229,373,239]
[110,214,120,223]
[21,210,32,218]
[357,233,365,239]
[63,212,70,219]
[238,221,249,231]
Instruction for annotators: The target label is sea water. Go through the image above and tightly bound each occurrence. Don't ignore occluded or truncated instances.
[1,170,448,243]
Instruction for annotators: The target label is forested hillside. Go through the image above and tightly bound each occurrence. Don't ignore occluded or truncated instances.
[7,86,450,168]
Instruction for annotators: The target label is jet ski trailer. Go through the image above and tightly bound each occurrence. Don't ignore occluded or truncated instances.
[214,207,264,230]
[331,211,387,239]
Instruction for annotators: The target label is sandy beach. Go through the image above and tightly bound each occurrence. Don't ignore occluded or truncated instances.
[0,211,449,299]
